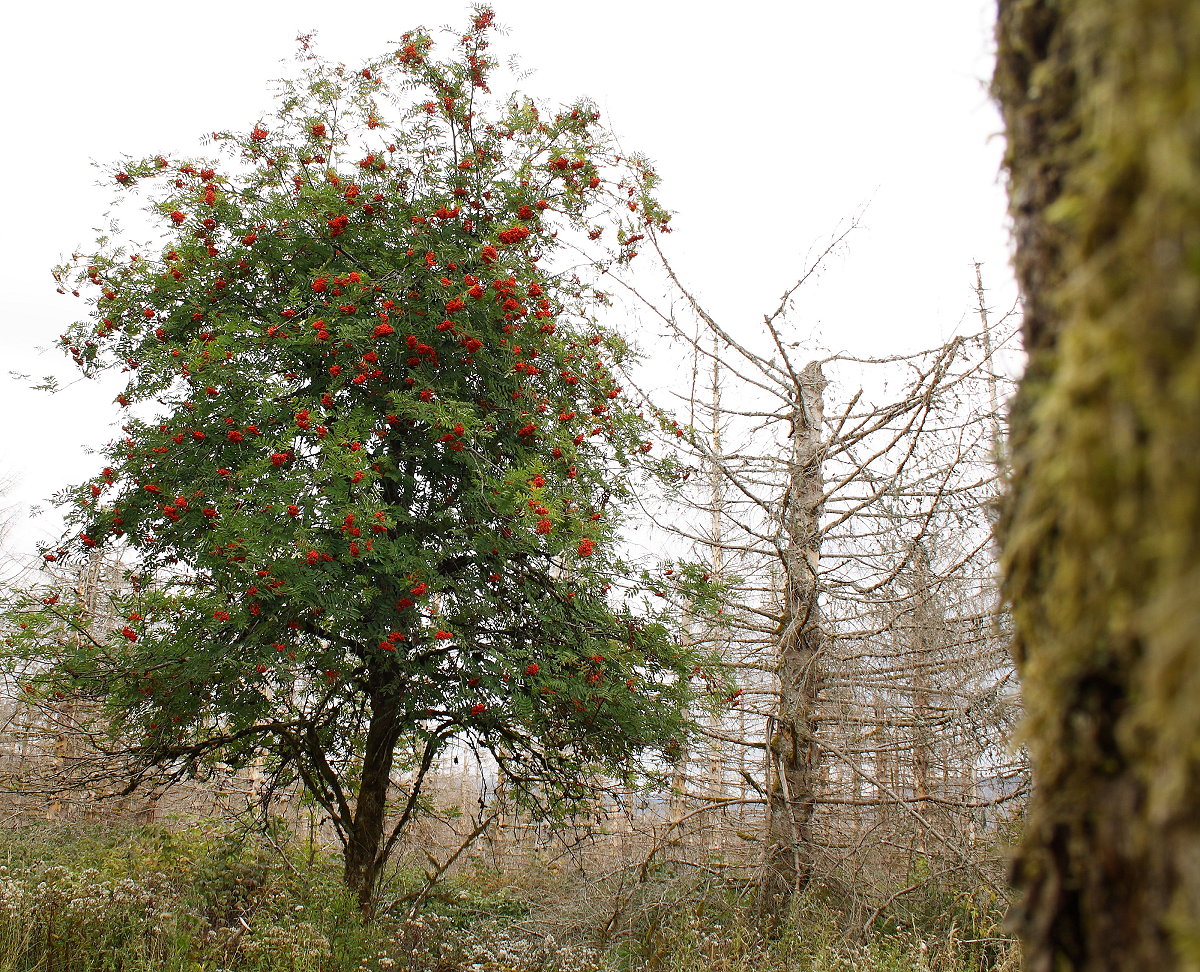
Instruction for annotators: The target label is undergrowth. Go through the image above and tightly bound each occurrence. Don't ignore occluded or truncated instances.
[0,820,1018,972]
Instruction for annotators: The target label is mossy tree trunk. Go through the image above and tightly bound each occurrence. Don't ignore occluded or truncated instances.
[994,2,1200,969]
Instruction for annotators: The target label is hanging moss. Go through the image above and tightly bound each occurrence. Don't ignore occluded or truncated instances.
[995,1,1200,969]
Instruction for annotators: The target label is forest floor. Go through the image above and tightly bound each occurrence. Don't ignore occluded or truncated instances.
[0,820,1019,972]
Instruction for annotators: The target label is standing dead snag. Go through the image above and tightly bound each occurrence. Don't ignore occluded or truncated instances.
[994,1,1200,969]
[759,361,826,928]
[614,232,1022,934]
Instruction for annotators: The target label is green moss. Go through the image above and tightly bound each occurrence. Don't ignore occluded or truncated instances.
[995,0,1200,968]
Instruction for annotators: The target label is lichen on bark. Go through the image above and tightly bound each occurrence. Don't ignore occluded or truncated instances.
[994,1,1200,969]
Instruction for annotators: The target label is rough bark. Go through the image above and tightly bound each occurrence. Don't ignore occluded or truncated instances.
[758,362,826,930]
[994,1,1200,968]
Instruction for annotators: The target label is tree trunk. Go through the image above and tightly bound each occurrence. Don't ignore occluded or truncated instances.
[343,682,402,914]
[905,544,940,851]
[994,2,1200,968]
[758,362,825,931]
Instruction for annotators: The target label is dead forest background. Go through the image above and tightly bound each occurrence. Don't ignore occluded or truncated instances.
[0,250,1026,970]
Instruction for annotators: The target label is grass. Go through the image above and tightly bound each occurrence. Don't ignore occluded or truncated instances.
[0,820,1018,972]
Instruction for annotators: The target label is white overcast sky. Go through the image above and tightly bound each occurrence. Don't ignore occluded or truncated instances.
[1,0,1015,557]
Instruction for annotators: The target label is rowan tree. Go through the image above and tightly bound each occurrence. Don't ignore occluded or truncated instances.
[15,10,720,909]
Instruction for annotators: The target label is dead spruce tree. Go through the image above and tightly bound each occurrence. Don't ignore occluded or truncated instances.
[617,234,1024,932]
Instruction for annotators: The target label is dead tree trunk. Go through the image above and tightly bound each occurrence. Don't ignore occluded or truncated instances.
[994,1,1200,968]
[758,361,826,929]
[905,544,940,847]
